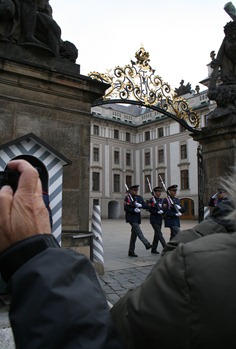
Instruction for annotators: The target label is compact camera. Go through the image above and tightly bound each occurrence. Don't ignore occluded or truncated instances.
[0,170,20,193]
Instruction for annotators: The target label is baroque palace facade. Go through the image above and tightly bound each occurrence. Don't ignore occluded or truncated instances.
[89,86,215,220]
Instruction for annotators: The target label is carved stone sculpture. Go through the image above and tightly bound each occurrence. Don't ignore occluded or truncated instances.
[174,80,191,96]
[0,0,78,63]
[208,2,236,118]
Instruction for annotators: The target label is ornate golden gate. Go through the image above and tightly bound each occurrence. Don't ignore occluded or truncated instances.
[89,47,200,133]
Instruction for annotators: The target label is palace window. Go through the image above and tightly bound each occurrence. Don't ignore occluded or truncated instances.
[126,175,132,190]
[158,148,164,163]
[145,174,151,193]
[181,169,189,189]
[114,129,119,139]
[114,174,120,192]
[180,144,187,159]
[93,147,99,162]
[179,124,187,132]
[126,152,131,166]
[145,131,150,141]
[158,127,164,138]
[114,150,120,164]
[93,125,99,136]
[92,172,100,191]
[158,173,165,188]
[126,132,131,142]
[145,152,150,166]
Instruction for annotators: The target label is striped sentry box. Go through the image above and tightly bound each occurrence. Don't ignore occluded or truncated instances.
[204,206,210,220]
[91,205,104,265]
[0,133,71,244]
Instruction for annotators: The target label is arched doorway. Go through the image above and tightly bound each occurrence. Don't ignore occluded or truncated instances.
[108,200,120,219]
[180,198,195,220]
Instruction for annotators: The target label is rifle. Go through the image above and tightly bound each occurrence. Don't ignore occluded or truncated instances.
[158,175,181,215]
[146,177,163,213]
[146,177,156,204]
[124,182,134,203]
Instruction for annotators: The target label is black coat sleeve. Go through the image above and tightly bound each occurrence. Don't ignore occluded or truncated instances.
[7,248,125,349]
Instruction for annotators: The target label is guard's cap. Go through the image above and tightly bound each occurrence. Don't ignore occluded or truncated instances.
[130,185,139,190]
[168,184,178,191]
[218,188,226,193]
[153,186,162,192]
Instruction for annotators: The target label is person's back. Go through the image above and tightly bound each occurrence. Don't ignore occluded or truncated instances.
[111,194,236,349]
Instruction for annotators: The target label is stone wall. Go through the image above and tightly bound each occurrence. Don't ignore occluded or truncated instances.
[193,115,236,205]
[0,43,107,239]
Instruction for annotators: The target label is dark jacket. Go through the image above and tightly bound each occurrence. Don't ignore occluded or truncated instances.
[148,196,163,225]
[111,218,236,349]
[162,196,185,227]
[124,194,148,224]
[0,235,125,349]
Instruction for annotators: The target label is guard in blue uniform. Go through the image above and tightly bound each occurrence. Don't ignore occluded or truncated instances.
[208,188,228,208]
[162,184,185,240]
[124,185,152,257]
[148,186,166,254]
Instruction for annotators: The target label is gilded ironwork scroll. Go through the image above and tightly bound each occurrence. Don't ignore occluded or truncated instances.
[89,47,200,129]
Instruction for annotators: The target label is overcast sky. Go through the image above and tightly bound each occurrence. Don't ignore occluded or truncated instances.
[50,0,231,91]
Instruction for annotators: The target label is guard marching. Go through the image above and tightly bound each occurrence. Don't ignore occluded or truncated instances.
[162,184,185,240]
[124,185,152,257]
[148,186,166,254]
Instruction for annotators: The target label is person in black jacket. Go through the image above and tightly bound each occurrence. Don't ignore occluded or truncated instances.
[0,159,125,349]
[124,184,152,257]
[148,186,166,254]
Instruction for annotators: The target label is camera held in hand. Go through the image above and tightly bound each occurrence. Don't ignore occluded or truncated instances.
[0,170,20,193]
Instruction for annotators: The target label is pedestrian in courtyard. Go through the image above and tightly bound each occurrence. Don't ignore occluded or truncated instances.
[0,160,125,349]
[148,186,166,254]
[124,184,152,257]
[162,184,185,240]
[208,187,228,208]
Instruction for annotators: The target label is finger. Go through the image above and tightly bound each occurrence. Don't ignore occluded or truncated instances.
[0,185,13,230]
[0,184,13,195]
[7,159,33,172]
[7,160,39,195]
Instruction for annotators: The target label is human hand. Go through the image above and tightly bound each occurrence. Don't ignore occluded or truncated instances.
[176,205,181,209]
[135,202,142,208]
[134,208,140,213]
[0,160,51,253]
[158,210,163,214]
[212,192,219,199]
[175,212,182,217]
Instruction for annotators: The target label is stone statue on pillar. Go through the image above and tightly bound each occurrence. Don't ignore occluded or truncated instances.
[192,2,236,219]
[208,2,236,118]
[0,0,78,62]
[174,79,191,96]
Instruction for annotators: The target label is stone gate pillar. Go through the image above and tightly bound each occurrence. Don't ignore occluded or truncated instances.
[192,116,236,206]
[0,48,108,255]
[193,3,236,206]
[0,0,109,259]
